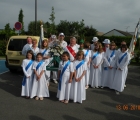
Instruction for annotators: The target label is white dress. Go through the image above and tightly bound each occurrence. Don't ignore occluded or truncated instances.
[89,51,104,87]
[57,61,74,100]
[39,48,50,81]
[70,60,87,103]
[22,44,32,56]
[102,49,118,88]
[30,61,49,98]
[111,51,130,92]
[31,46,39,58]
[90,44,95,50]
[21,59,34,96]
[83,49,91,86]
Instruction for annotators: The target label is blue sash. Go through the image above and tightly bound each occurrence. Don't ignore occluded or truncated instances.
[36,61,44,71]
[76,60,85,70]
[22,60,33,86]
[104,67,108,70]
[108,50,115,62]
[85,50,89,57]
[119,52,127,64]
[92,52,99,60]
[42,49,47,56]
[59,61,71,90]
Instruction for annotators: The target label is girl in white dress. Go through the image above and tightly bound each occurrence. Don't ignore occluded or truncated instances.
[111,45,130,95]
[39,39,50,86]
[70,51,87,103]
[30,53,49,100]
[21,50,35,98]
[102,41,118,88]
[57,52,74,104]
[30,38,39,58]
[83,42,91,89]
[89,42,104,88]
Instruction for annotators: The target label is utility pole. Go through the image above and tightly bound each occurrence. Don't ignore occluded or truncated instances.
[35,0,37,35]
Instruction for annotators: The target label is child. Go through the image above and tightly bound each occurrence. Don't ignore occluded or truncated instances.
[57,52,74,104]
[101,41,118,89]
[111,45,130,95]
[79,40,91,89]
[30,53,49,100]
[70,51,87,103]
[21,50,35,98]
[83,42,91,89]
[89,42,104,88]
[39,39,50,86]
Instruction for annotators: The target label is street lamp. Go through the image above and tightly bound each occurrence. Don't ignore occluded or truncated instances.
[35,0,37,35]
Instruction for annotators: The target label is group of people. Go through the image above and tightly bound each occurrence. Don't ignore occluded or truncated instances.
[21,33,131,104]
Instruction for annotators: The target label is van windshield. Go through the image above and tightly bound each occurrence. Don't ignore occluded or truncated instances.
[8,39,27,51]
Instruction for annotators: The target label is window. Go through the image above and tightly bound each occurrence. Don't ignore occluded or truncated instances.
[8,39,27,51]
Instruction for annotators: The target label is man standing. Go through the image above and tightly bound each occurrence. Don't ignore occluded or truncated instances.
[65,37,79,61]
[90,37,99,50]
[102,39,110,52]
[22,37,32,56]
[58,33,67,49]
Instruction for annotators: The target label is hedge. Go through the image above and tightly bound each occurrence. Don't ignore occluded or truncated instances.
[0,40,7,56]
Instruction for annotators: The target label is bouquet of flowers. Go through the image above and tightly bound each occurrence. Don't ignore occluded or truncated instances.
[49,43,64,56]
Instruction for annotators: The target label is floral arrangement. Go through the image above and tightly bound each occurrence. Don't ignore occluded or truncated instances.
[49,41,64,56]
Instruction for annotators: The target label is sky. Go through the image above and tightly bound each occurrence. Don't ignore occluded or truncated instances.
[0,0,140,33]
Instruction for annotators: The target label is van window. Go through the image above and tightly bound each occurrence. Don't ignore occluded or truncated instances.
[8,39,27,51]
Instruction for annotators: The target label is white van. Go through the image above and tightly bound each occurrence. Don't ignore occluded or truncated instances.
[5,35,41,72]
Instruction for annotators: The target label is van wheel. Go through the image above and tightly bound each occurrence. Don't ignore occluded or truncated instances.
[9,68,17,73]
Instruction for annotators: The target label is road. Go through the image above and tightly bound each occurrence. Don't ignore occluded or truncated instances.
[0,65,140,120]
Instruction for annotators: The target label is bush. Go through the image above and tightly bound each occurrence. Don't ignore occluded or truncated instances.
[0,40,7,56]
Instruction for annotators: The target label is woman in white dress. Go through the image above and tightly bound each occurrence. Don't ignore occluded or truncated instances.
[70,51,87,103]
[57,52,74,104]
[21,50,35,98]
[30,53,49,100]
[102,41,118,88]
[39,39,50,86]
[89,42,104,88]
[111,45,130,95]
[30,38,39,59]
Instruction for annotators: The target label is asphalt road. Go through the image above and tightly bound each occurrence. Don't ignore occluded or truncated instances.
[0,66,140,120]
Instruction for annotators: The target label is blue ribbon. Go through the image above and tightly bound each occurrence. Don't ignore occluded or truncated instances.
[59,61,71,90]
[42,49,47,56]
[22,60,33,86]
[85,50,89,57]
[108,50,115,62]
[76,60,85,70]
[36,61,44,71]
[104,67,108,70]
[119,52,127,64]
[92,52,99,60]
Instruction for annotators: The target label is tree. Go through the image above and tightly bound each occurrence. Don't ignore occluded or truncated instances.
[18,9,25,34]
[28,21,47,37]
[48,7,56,34]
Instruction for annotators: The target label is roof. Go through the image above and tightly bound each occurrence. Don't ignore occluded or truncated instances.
[97,31,104,36]
[103,29,132,37]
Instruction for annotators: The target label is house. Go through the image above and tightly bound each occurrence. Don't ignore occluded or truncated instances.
[103,29,132,37]
[97,31,104,36]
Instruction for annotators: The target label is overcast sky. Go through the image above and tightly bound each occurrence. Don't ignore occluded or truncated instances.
[0,0,140,33]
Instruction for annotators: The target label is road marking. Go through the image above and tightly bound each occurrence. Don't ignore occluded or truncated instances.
[0,70,9,75]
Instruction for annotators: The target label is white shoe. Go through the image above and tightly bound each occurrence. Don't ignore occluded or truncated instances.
[115,91,120,95]
[101,87,104,89]
[124,85,126,87]
[53,80,58,84]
